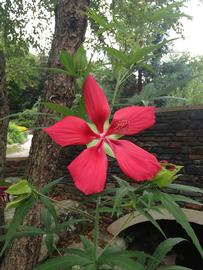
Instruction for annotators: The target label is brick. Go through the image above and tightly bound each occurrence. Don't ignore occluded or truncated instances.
[189,154,203,160]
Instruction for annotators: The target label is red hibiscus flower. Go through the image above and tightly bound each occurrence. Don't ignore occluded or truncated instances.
[44,75,161,195]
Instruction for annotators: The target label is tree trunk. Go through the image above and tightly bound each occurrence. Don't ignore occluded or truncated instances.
[0,1,90,269]
[0,50,9,178]
[0,50,8,256]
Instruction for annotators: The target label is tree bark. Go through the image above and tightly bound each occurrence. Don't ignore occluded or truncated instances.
[0,50,8,256]
[0,1,90,269]
[0,50,9,178]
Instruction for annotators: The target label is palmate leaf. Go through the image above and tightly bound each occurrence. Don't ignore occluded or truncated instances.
[99,249,154,263]
[162,266,192,270]
[147,237,185,270]
[33,255,92,270]
[112,177,135,215]
[59,50,76,76]
[62,247,90,258]
[156,191,203,259]
[40,196,57,224]
[138,209,167,238]
[170,194,203,206]
[40,177,64,194]
[80,235,94,255]
[45,233,55,255]
[104,47,129,64]
[41,207,52,231]
[0,227,44,241]
[54,219,86,233]
[73,45,88,72]
[99,254,145,270]
[0,196,36,255]
[169,183,203,195]
[83,264,96,270]
[87,8,113,30]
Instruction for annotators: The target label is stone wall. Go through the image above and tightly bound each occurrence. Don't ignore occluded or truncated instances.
[135,105,203,189]
[5,157,28,178]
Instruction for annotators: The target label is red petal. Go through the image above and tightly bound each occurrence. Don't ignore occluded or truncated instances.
[68,143,108,195]
[83,75,110,133]
[43,116,98,146]
[109,139,161,181]
[106,106,155,136]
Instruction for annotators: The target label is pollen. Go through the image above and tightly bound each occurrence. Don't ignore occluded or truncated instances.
[112,120,129,130]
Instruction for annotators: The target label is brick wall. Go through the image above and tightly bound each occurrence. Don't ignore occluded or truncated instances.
[5,105,203,195]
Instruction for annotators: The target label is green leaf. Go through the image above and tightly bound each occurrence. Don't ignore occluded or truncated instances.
[41,177,64,194]
[99,254,145,270]
[156,192,203,259]
[41,208,52,231]
[147,238,185,270]
[130,45,157,65]
[40,196,57,224]
[0,227,45,240]
[0,196,36,255]
[80,235,93,252]
[99,249,153,263]
[45,233,55,255]
[87,9,109,29]
[38,67,68,75]
[59,50,75,75]
[6,180,32,195]
[76,95,86,118]
[62,247,90,258]
[104,47,129,64]
[41,102,74,116]
[170,194,203,206]
[33,255,92,270]
[54,219,86,233]
[83,264,96,270]
[163,267,192,270]
[169,183,203,194]
[73,45,87,72]
[6,194,31,209]
[112,177,135,215]
[139,210,167,238]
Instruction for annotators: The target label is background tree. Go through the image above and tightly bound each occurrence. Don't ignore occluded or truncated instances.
[87,0,190,108]
[0,0,90,269]
[0,50,8,177]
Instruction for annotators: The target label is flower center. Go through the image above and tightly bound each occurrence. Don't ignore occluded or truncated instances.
[99,132,106,140]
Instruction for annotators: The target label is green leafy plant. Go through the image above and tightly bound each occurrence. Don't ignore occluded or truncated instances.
[7,121,28,144]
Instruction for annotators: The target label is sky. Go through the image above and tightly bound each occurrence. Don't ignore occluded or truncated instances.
[172,0,203,56]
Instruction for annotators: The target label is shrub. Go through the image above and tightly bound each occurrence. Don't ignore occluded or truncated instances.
[13,103,39,128]
[7,122,28,145]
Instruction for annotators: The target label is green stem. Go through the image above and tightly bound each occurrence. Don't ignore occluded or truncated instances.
[34,191,94,220]
[110,69,132,111]
[93,196,101,262]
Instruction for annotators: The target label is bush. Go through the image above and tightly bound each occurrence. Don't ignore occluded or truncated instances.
[7,122,28,145]
[13,103,39,128]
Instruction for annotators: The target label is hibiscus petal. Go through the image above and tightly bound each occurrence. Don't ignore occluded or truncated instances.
[83,75,110,133]
[109,139,161,181]
[106,106,155,136]
[68,143,108,195]
[43,116,98,146]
